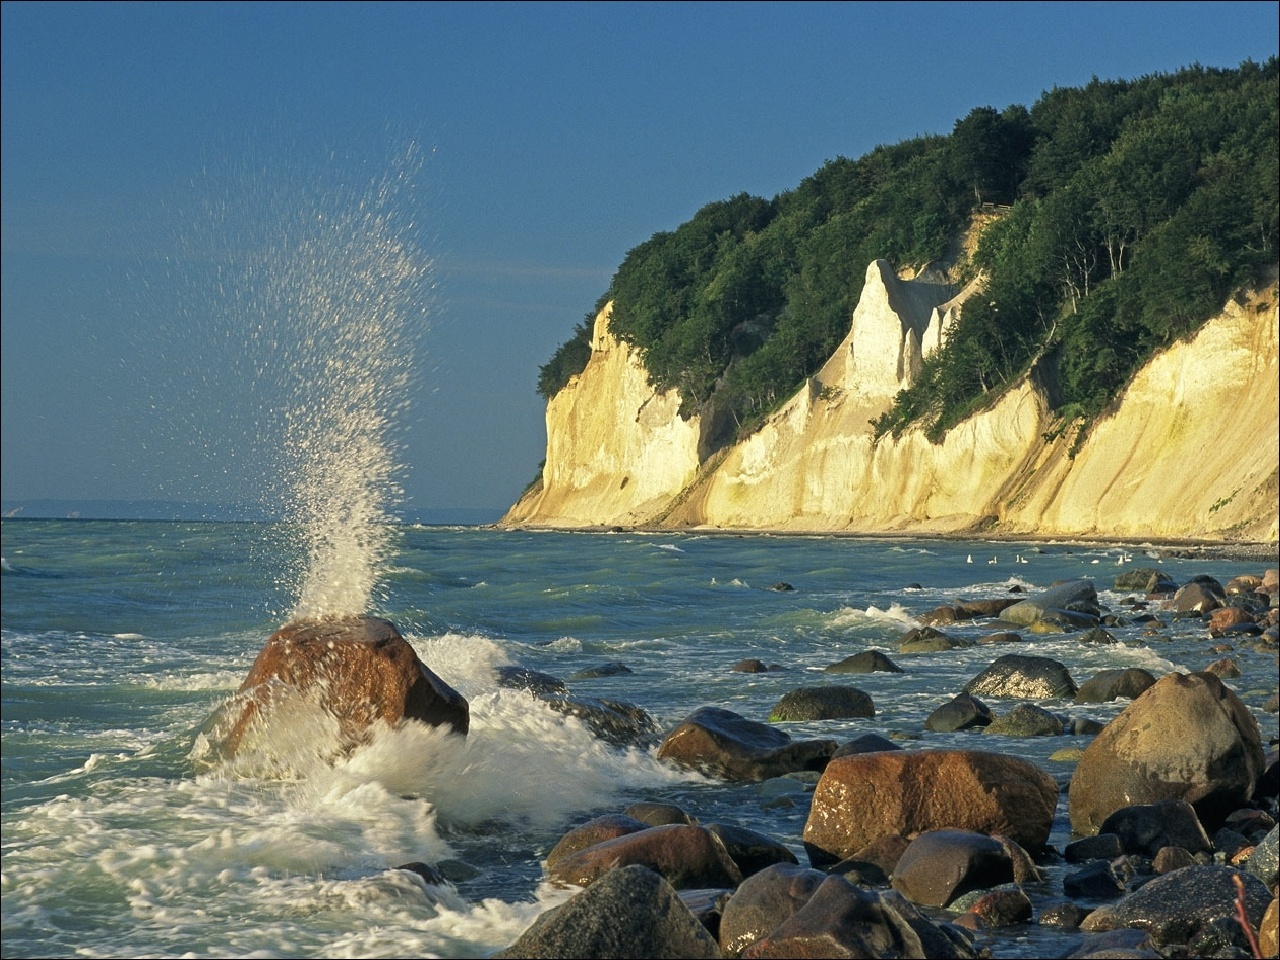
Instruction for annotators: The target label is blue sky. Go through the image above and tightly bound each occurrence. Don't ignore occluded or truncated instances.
[3,1,1277,519]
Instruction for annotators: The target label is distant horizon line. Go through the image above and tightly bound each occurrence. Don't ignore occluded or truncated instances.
[0,498,505,525]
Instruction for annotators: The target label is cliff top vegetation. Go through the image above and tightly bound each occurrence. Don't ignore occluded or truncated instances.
[538,59,1278,449]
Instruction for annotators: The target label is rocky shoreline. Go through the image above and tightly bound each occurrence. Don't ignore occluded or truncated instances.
[477,564,1280,959]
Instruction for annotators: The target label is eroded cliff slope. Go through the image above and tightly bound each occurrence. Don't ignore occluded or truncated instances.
[502,262,1279,543]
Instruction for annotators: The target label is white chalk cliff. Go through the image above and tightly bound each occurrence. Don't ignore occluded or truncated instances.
[502,260,1279,543]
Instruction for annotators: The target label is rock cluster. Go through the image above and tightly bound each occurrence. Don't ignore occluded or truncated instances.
[485,568,1280,958]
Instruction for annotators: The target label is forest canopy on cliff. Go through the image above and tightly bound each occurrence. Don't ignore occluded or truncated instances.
[537,59,1278,446]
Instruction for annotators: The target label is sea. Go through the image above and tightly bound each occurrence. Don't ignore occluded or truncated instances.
[3,518,1276,959]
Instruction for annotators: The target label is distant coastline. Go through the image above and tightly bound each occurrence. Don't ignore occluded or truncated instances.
[0,500,505,527]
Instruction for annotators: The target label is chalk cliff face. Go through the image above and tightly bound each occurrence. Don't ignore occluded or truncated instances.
[502,261,1279,543]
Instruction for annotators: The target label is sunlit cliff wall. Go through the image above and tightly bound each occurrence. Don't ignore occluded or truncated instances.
[502,261,1279,543]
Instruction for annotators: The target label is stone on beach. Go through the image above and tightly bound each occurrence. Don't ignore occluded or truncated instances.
[802,749,1058,864]
[546,822,743,890]
[1068,670,1266,834]
[656,706,837,781]
[214,615,468,757]
[495,864,721,959]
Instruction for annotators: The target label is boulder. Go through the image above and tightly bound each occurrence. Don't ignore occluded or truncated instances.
[898,626,973,652]
[718,862,826,957]
[657,706,837,781]
[768,686,875,722]
[215,615,468,757]
[1105,864,1271,949]
[824,650,903,674]
[1068,671,1266,834]
[999,579,1100,626]
[705,822,799,879]
[889,829,1014,908]
[739,875,925,959]
[545,814,649,872]
[982,702,1064,737]
[802,749,1057,864]
[1098,798,1212,856]
[1114,568,1177,594]
[495,864,721,959]
[624,801,695,827]
[1074,668,1157,703]
[1169,579,1224,613]
[924,693,993,732]
[962,653,1077,700]
[495,665,567,696]
[547,823,743,890]
[832,733,900,758]
[538,694,661,748]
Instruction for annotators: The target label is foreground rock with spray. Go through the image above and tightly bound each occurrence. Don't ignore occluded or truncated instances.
[210,615,468,758]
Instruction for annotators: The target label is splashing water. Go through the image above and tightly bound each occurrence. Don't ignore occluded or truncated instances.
[194,144,434,618]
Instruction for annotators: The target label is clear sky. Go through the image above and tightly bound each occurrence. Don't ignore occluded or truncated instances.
[3,1,1277,520]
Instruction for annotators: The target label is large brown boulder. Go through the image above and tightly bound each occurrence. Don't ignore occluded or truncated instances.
[217,615,468,757]
[802,749,1057,865]
[1067,671,1265,835]
[547,823,744,890]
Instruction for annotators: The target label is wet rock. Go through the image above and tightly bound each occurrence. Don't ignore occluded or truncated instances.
[962,653,1078,700]
[1260,898,1280,957]
[705,822,799,879]
[1068,671,1266,834]
[1064,833,1124,862]
[924,693,993,732]
[717,862,826,957]
[738,875,928,959]
[568,660,633,679]
[1169,579,1225,613]
[1105,864,1271,949]
[624,801,695,826]
[983,702,1064,737]
[823,650,903,674]
[803,749,1058,864]
[1039,901,1090,928]
[954,885,1033,928]
[999,579,1100,626]
[545,814,650,872]
[1151,845,1199,874]
[1247,824,1279,889]
[495,864,721,959]
[1063,859,1126,899]
[731,658,772,673]
[768,685,874,722]
[889,829,1014,907]
[1203,655,1242,678]
[898,626,973,652]
[832,733,900,758]
[1076,627,1119,644]
[494,665,568,696]
[1074,668,1157,703]
[1114,568,1178,594]
[657,706,837,781]
[1063,927,1161,958]
[214,615,469,758]
[539,694,662,747]
[547,823,743,890]
[1098,798,1212,857]
[1209,606,1258,636]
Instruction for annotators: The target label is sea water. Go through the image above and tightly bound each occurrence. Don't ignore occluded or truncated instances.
[3,519,1276,958]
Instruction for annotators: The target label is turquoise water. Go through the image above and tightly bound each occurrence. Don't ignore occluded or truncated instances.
[2,519,1275,958]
